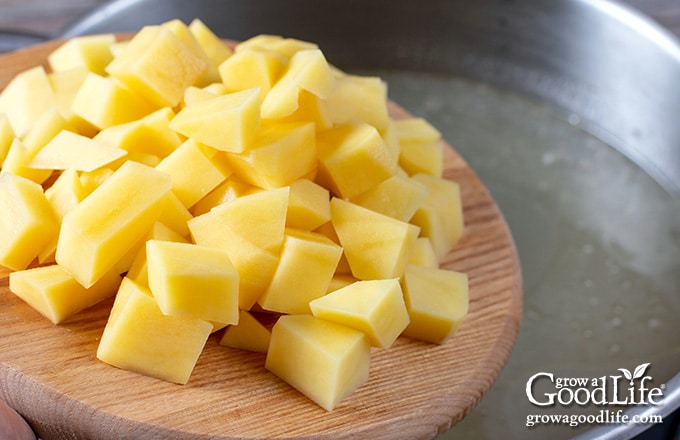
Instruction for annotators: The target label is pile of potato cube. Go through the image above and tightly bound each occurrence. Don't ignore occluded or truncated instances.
[0,19,468,411]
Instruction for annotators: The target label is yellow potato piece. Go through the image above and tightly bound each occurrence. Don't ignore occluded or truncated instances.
[224,121,316,189]
[48,34,116,76]
[237,35,317,59]
[399,140,444,177]
[29,130,127,172]
[407,237,439,268]
[97,277,212,385]
[316,122,399,199]
[309,278,410,349]
[400,265,469,344]
[126,221,189,285]
[45,168,86,221]
[169,88,260,153]
[258,228,342,314]
[188,216,279,310]
[189,18,233,68]
[56,161,171,287]
[286,178,331,231]
[191,187,289,253]
[0,66,56,136]
[93,107,182,160]
[161,19,218,86]
[260,49,335,119]
[47,67,97,136]
[351,174,428,222]
[9,265,122,324]
[0,173,59,270]
[410,173,465,260]
[0,113,15,166]
[190,176,260,216]
[330,197,419,280]
[2,138,52,183]
[21,109,68,156]
[265,314,370,411]
[72,73,156,130]
[218,47,287,97]
[155,139,230,208]
[146,240,239,325]
[326,74,389,131]
[219,310,271,353]
[106,25,209,107]
[393,117,442,143]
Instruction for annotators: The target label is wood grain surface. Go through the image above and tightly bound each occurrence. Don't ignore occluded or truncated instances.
[0,37,522,440]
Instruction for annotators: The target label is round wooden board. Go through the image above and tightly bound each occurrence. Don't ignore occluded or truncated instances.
[0,37,522,440]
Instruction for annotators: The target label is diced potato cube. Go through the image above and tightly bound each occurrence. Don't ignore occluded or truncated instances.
[260,49,335,119]
[219,310,271,353]
[286,178,330,231]
[56,161,171,287]
[126,222,189,285]
[97,277,212,384]
[161,19,218,85]
[258,229,342,314]
[182,85,222,107]
[316,122,399,199]
[189,18,233,68]
[310,278,409,349]
[48,34,116,75]
[169,88,260,153]
[191,187,289,253]
[21,109,68,155]
[265,314,370,411]
[146,240,239,325]
[326,74,389,131]
[393,117,441,142]
[190,177,259,216]
[399,141,444,177]
[237,35,317,59]
[351,174,428,222]
[0,113,15,166]
[224,121,316,189]
[48,67,98,136]
[276,89,332,130]
[0,66,57,136]
[71,73,156,130]
[29,130,127,172]
[188,215,279,310]
[40,168,87,263]
[400,265,468,344]
[45,169,86,220]
[218,47,287,97]
[9,265,121,324]
[155,139,230,208]
[313,220,352,275]
[379,119,401,162]
[79,167,114,197]
[0,173,59,270]
[407,237,439,268]
[93,107,182,160]
[1,138,52,183]
[330,198,419,280]
[106,25,209,107]
[410,173,464,260]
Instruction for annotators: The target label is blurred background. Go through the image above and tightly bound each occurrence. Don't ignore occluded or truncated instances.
[1,1,679,440]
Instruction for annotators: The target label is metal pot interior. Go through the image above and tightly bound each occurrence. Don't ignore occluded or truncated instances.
[60,1,680,438]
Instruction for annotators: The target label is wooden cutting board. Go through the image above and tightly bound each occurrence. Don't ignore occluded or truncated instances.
[0,37,523,440]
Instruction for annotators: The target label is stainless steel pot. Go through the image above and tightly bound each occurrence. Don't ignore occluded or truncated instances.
[57,1,680,439]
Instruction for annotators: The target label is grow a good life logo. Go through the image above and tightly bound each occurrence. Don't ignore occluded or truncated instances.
[525,363,666,428]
